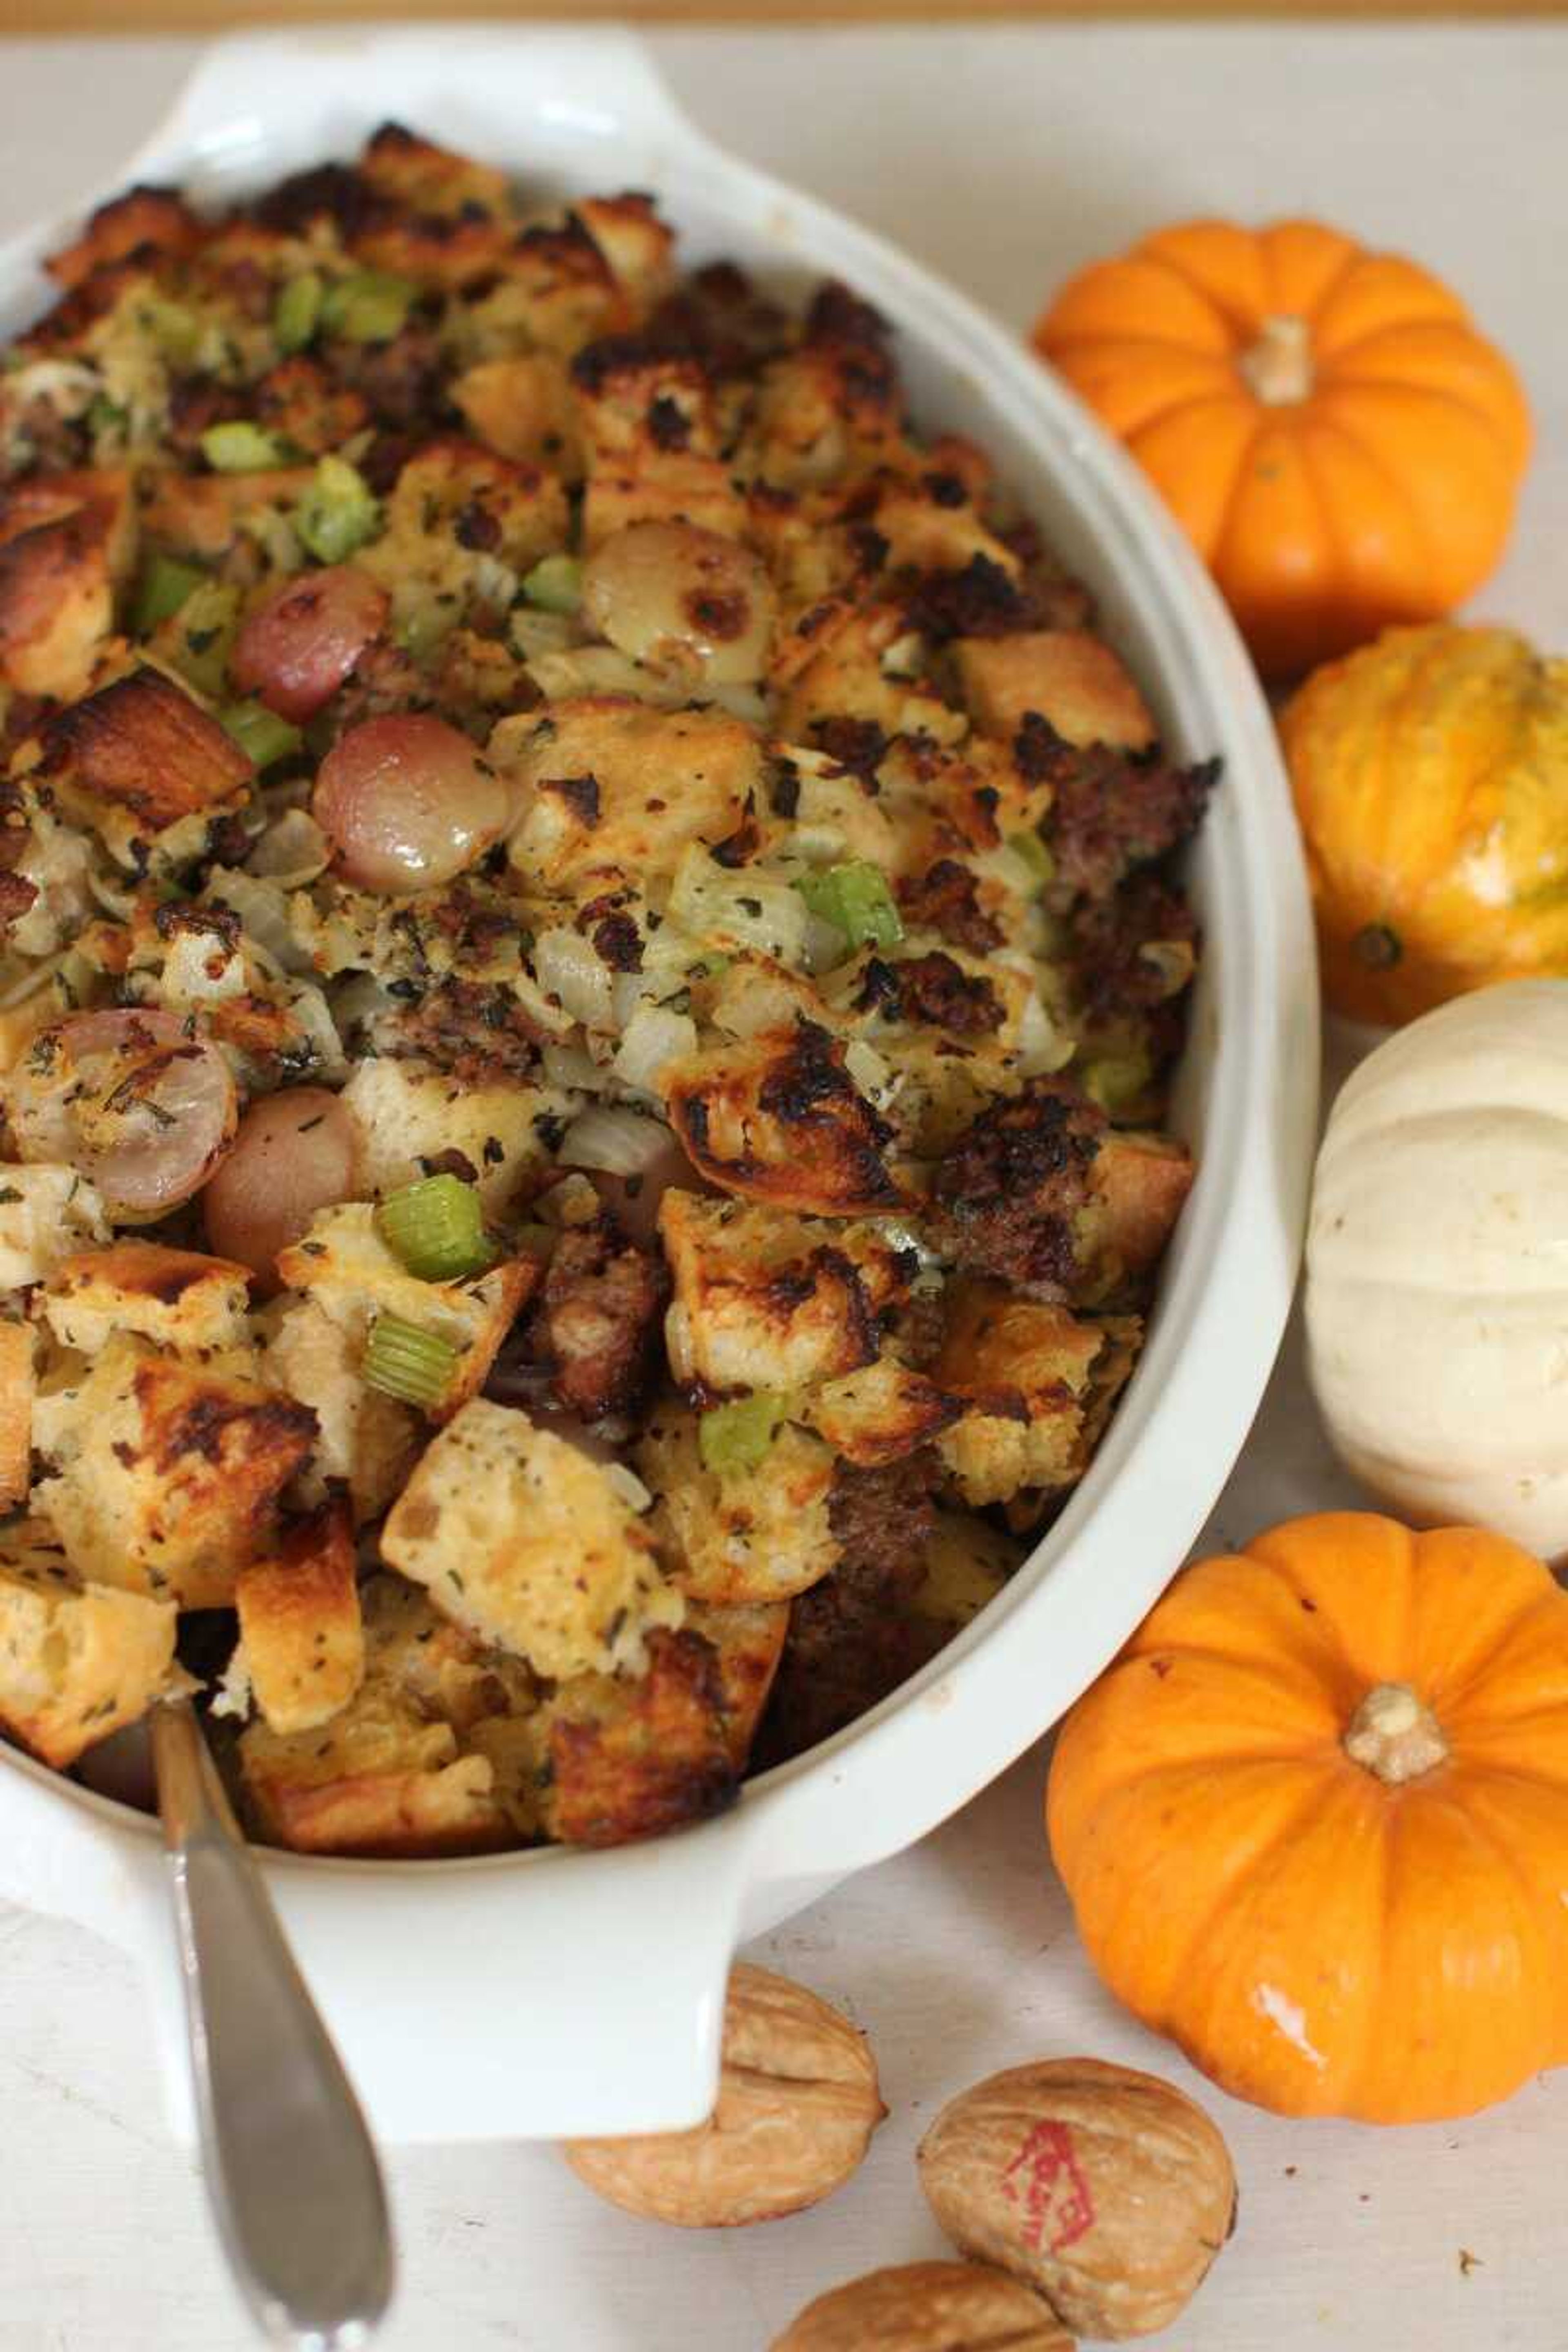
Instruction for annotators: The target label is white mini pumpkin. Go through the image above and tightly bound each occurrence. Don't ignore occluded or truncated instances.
[1307,979,1568,1561]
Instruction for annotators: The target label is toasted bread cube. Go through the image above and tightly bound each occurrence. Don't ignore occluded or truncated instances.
[748,343,905,493]
[911,1508,1020,1634]
[1092,1132,1194,1284]
[139,466,315,559]
[774,605,967,748]
[34,1334,316,1607]
[243,1744,503,1858]
[234,1503,363,1737]
[804,1358,963,1469]
[0,470,136,701]
[40,1243,250,1356]
[538,1626,735,1849]
[659,1189,911,1392]
[359,440,569,628]
[953,630,1155,752]
[382,1399,682,1680]
[686,1597,790,1771]
[870,486,1021,583]
[933,1282,1138,1506]
[339,1054,568,1218]
[0,1517,176,1768]
[0,1321,32,1509]
[496,697,763,897]
[575,195,675,312]
[262,1298,420,1523]
[42,666,252,833]
[276,1204,535,1420]
[237,1572,532,1857]
[45,185,200,289]
[637,1401,839,1606]
[664,1026,904,1218]
[580,454,749,552]
[453,353,581,475]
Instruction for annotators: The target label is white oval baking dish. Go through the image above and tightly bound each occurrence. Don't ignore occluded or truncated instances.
[0,26,1318,2145]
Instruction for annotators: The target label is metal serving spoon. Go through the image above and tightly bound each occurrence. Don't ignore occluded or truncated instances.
[151,1697,395,2350]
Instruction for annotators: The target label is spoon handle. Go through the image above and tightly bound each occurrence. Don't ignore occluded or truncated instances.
[152,1698,395,2351]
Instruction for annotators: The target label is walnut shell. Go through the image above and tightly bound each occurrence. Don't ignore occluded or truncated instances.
[770,2261,1074,2351]
[916,2057,1235,2339]
[563,1961,885,2227]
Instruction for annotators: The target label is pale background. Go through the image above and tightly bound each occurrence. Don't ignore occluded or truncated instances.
[1,24,1566,2351]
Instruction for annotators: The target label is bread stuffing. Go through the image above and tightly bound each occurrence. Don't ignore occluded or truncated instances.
[0,125,1213,1853]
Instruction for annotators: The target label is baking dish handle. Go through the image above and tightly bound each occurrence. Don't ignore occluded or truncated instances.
[118,24,708,196]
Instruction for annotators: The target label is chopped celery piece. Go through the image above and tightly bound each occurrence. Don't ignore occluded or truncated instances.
[376,1174,497,1283]
[142,295,200,363]
[201,420,293,473]
[86,393,127,438]
[1005,829,1055,890]
[793,862,904,952]
[521,554,582,615]
[220,699,303,771]
[698,1391,793,1479]
[363,1314,460,1410]
[321,270,416,344]
[274,270,323,354]
[294,455,380,564]
[132,552,205,636]
[170,579,241,699]
[1082,1049,1152,1117]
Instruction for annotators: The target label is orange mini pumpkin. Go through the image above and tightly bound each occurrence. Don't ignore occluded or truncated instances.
[1047,1513,1568,2123]
[1034,220,1530,679]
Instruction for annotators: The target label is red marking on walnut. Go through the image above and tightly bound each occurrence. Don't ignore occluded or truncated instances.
[999,2120,1095,2253]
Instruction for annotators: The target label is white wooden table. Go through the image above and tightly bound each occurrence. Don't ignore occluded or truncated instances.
[2,24,1567,2350]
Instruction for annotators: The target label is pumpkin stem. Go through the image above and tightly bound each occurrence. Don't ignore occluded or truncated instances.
[1343,1682,1449,1786]
[1239,314,1314,406]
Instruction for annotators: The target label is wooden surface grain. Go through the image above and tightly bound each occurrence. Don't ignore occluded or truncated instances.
[1,21,1568,2352]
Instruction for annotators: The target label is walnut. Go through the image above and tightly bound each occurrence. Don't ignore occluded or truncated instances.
[770,2261,1072,2351]
[917,2057,1236,2339]
[563,1962,884,2226]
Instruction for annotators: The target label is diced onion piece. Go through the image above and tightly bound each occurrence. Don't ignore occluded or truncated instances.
[604,1463,653,1513]
[231,565,390,723]
[582,521,776,687]
[667,846,811,969]
[532,924,615,1032]
[313,715,510,893]
[698,1392,793,1477]
[557,1105,677,1178]
[612,1002,698,1098]
[246,808,329,884]
[542,1041,607,1094]
[202,1086,358,1278]
[1016,989,1074,1077]
[9,1009,237,1221]
[844,1038,895,1105]
[376,1174,496,1283]
[363,1314,457,1410]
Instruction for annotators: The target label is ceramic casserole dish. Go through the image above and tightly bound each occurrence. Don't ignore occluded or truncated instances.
[0,24,1318,2143]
